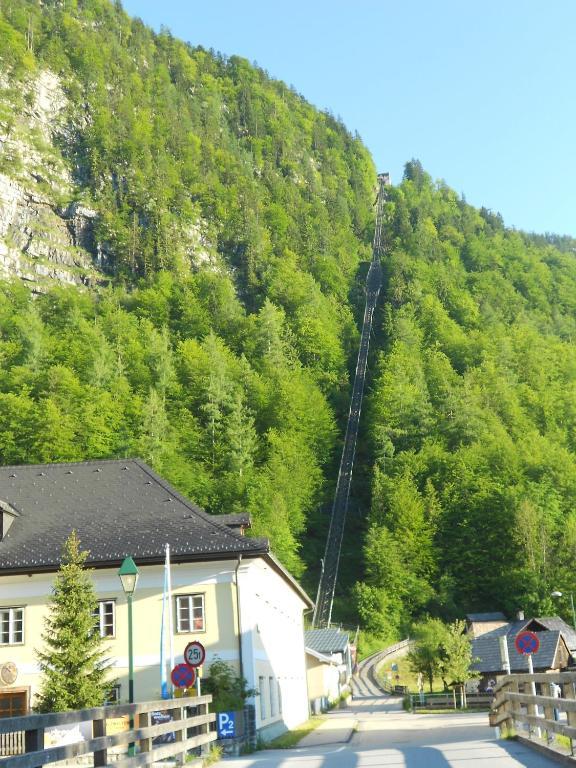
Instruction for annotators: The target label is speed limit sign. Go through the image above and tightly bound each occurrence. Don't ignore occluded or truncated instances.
[184,641,206,668]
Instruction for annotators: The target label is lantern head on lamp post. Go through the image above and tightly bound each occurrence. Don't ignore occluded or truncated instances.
[118,556,139,597]
[118,557,139,705]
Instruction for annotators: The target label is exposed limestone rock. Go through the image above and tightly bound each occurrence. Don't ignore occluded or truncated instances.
[0,70,102,289]
[0,173,98,289]
[28,71,67,142]
[0,68,217,289]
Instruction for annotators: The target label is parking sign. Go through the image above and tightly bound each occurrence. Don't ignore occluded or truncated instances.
[217,712,236,739]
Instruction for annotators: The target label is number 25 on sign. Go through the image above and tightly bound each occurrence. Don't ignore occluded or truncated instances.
[184,641,206,668]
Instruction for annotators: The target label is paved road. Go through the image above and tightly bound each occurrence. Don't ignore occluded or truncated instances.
[218,695,561,768]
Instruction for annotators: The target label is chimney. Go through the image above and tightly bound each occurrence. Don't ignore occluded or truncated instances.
[517,610,525,621]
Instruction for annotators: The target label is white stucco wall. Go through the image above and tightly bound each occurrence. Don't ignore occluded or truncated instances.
[236,558,310,737]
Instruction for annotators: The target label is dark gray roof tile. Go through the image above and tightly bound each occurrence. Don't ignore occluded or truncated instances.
[305,628,349,654]
[472,631,562,673]
[536,617,576,652]
[0,459,269,570]
[466,612,507,622]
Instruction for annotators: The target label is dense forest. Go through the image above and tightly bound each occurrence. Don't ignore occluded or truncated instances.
[356,161,576,638]
[0,0,374,583]
[2,1,576,638]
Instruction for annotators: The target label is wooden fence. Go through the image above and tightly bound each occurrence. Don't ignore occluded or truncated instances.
[491,671,576,755]
[0,694,215,768]
[411,692,493,711]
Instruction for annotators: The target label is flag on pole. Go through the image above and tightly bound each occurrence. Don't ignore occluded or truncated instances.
[167,543,175,692]
[160,544,170,699]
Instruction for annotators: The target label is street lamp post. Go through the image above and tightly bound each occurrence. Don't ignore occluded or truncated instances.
[551,590,576,631]
[118,556,139,755]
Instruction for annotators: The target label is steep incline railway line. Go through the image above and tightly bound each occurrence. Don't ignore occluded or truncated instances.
[313,173,390,628]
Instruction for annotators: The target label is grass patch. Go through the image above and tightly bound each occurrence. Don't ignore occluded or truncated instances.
[198,744,222,764]
[264,716,325,749]
[378,655,445,693]
[499,724,517,740]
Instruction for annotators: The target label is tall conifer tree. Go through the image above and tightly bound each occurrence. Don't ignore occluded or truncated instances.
[35,531,112,712]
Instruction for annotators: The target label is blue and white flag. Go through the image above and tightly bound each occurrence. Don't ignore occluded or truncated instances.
[160,543,174,699]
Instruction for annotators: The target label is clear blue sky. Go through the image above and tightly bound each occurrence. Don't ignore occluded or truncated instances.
[122,0,576,237]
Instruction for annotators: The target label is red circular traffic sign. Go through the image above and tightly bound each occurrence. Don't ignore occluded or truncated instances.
[171,663,196,688]
[515,630,540,655]
[184,641,206,668]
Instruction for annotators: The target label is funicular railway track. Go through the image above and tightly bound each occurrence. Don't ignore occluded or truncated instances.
[313,173,390,628]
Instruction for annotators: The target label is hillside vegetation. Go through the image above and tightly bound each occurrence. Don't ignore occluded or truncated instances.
[0,0,375,578]
[2,3,576,633]
[357,161,576,635]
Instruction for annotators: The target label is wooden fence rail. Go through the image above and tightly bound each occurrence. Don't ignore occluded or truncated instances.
[491,671,576,756]
[0,695,215,768]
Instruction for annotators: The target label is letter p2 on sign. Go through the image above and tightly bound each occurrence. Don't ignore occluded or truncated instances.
[217,712,236,739]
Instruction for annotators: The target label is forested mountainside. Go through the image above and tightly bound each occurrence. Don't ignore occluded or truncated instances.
[3,2,576,637]
[0,0,374,579]
[356,161,576,637]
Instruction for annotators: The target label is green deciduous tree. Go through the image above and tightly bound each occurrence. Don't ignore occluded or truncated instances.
[407,618,449,692]
[440,619,478,707]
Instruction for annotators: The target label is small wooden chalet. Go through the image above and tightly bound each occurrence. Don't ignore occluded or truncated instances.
[471,616,574,691]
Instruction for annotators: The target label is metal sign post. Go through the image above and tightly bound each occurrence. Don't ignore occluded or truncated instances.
[515,630,540,737]
[499,636,511,674]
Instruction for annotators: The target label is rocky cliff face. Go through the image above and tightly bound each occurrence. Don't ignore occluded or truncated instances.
[0,70,102,290]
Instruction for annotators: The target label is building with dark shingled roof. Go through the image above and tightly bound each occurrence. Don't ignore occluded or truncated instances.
[0,459,312,740]
[470,616,573,691]
[304,629,353,713]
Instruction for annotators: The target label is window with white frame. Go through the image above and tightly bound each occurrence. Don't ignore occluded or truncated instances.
[0,607,23,645]
[259,676,266,719]
[269,677,276,717]
[93,600,115,637]
[175,594,205,632]
[277,680,283,714]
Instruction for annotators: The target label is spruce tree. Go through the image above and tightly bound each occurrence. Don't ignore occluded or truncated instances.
[35,531,112,712]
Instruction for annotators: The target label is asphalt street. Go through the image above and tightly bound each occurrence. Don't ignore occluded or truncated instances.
[217,695,562,768]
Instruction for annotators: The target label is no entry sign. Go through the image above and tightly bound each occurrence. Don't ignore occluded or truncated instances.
[171,663,196,688]
[515,630,540,655]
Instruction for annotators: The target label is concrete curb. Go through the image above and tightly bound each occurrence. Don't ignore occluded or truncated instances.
[296,719,358,748]
[516,735,575,766]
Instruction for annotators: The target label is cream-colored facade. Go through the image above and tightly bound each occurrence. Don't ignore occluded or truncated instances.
[0,556,310,736]
[305,650,340,713]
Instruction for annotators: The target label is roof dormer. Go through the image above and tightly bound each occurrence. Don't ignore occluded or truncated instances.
[0,500,19,541]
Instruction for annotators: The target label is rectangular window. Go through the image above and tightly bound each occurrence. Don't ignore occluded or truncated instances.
[0,608,23,645]
[0,691,27,717]
[278,680,283,714]
[176,595,205,633]
[93,601,115,638]
[269,677,276,717]
[259,676,266,720]
[105,685,121,705]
